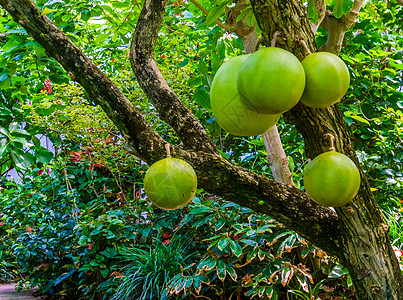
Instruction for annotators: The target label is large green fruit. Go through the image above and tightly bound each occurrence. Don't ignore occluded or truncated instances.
[300,52,350,108]
[210,55,280,136]
[303,151,361,207]
[144,157,197,210]
[237,47,306,115]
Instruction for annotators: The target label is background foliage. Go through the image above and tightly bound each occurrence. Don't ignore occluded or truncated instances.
[0,0,402,299]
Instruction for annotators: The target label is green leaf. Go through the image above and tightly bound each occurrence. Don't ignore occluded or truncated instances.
[193,89,210,109]
[10,149,33,169]
[94,33,110,44]
[328,264,349,278]
[215,218,226,231]
[0,138,9,157]
[226,266,237,281]
[389,61,403,70]
[217,238,230,251]
[0,72,9,82]
[216,260,226,281]
[229,240,242,257]
[205,2,229,25]
[10,128,31,137]
[0,127,9,137]
[307,0,319,24]
[178,58,189,67]
[36,148,54,164]
[333,0,354,18]
[189,206,213,214]
[198,257,216,271]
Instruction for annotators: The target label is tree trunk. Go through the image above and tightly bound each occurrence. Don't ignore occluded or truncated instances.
[250,0,403,299]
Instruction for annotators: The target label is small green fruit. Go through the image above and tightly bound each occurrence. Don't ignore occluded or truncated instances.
[144,157,197,210]
[210,55,280,136]
[303,151,360,207]
[300,52,350,108]
[237,47,306,115]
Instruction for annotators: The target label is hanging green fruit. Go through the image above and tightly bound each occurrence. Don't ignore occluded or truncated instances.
[210,55,280,136]
[300,52,350,108]
[144,154,197,210]
[303,151,361,207]
[237,47,306,115]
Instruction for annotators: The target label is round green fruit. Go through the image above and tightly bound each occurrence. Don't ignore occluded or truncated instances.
[144,157,197,210]
[303,151,360,207]
[210,55,280,136]
[237,47,306,115]
[300,52,350,108]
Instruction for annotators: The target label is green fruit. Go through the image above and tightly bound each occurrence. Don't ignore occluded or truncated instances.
[300,52,350,108]
[303,151,361,207]
[144,157,197,210]
[210,55,280,136]
[237,47,306,115]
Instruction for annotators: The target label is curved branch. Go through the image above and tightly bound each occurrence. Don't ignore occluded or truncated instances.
[130,0,218,154]
[319,0,366,54]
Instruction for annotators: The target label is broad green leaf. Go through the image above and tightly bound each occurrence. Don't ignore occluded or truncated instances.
[333,0,354,18]
[226,266,237,281]
[0,138,9,157]
[10,128,30,137]
[307,0,319,24]
[215,218,226,231]
[328,264,349,278]
[216,260,226,281]
[0,127,9,136]
[193,89,210,109]
[95,33,110,44]
[36,148,54,164]
[389,61,403,70]
[205,2,229,25]
[229,240,242,257]
[217,238,230,251]
[10,149,33,169]
[0,107,12,116]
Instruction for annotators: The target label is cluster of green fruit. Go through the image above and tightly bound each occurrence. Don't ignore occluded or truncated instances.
[143,48,360,210]
[210,47,350,137]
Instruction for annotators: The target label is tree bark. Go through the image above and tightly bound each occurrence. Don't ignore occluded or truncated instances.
[251,0,403,299]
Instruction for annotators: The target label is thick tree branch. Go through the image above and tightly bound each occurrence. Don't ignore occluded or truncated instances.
[319,0,366,54]
[130,0,218,154]
[0,0,342,257]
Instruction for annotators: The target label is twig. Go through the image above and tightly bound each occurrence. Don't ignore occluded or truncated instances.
[324,133,335,151]
[188,0,230,31]
[270,31,282,47]
[165,143,171,157]
[299,39,312,55]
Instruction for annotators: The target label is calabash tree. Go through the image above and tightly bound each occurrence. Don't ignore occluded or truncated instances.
[1,0,402,299]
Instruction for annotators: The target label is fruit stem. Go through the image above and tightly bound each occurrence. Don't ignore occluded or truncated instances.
[271,31,282,47]
[299,39,312,55]
[324,133,336,151]
[165,143,171,157]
